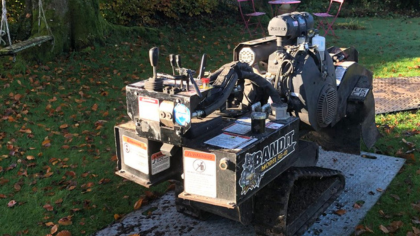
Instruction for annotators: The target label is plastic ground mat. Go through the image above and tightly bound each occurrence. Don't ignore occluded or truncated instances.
[373,77,420,114]
[94,149,404,236]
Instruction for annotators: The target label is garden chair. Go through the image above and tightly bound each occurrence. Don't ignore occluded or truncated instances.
[268,0,301,16]
[237,0,266,36]
[313,0,344,37]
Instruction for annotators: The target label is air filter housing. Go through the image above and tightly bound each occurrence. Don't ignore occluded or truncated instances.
[317,85,338,127]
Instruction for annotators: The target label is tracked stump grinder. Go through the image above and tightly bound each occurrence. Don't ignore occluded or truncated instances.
[114,12,380,235]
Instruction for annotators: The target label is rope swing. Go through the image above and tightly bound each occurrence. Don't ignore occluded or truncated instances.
[0,0,54,58]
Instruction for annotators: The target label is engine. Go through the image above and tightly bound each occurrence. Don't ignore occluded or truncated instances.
[234,12,379,152]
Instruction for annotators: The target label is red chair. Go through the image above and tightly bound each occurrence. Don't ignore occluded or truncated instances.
[237,0,266,36]
[313,0,344,37]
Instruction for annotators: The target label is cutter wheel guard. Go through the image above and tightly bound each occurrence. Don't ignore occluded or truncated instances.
[113,12,379,236]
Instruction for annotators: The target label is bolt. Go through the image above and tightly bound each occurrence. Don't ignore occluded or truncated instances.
[160,112,166,118]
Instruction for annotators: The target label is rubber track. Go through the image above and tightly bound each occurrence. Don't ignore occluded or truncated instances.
[254,167,345,236]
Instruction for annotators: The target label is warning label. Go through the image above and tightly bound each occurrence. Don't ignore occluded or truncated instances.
[122,135,149,174]
[138,97,160,122]
[184,150,216,198]
[151,151,170,175]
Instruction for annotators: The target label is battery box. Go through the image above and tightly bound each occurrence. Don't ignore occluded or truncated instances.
[179,116,301,207]
[114,121,182,187]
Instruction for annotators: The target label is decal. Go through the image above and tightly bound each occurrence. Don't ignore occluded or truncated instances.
[351,87,370,98]
[223,122,252,135]
[239,130,296,195]
[205,133,253,149]
[151,151,170,175]
[139,97,160,122]
[184,150,217,198]
[174,103,191,126]
[122,135,149,174]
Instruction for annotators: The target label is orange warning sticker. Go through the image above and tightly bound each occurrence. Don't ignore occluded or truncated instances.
[184,150,215,161]
[122,136,147,150]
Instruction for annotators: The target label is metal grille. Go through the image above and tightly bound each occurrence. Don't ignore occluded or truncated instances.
[373,77,420,114]
[317,85,338,127]
[239,48,256,65]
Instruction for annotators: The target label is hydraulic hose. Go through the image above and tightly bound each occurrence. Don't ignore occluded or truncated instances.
[203,71,238,116]
[240,71,282,104]
[200,62,282,117]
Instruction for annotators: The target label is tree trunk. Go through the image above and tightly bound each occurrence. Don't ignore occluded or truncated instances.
[24,0,106,59]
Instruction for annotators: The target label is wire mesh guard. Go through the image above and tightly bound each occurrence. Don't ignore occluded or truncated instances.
[94,149,404,236]
[373,77,420,114]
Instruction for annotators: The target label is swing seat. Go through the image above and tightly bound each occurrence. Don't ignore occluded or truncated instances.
[0,35,53,56]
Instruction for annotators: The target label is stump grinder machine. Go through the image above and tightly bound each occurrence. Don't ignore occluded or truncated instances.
[114,12,380,235]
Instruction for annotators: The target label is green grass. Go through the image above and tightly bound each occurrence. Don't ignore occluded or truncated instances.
[326,17,420,78]
[0,16,420,235]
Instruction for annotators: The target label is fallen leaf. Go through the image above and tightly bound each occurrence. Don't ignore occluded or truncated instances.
[365,226,374,233]
[390,194,400,201]
[43,203,54,211]
[58,217,72,226]
[68,186,76,191]
[92,103,98,111]
[27,155,35,160]
[0,194,6,199]
[98,178,111,184]
[114,213,122,220]
[8,200,17,207]
[42,139,51,147]
[134,198,144,210]
[388,221,403,233]
[145,191,157,199]
[19,128,32,134]
[14,183,21,191]
[166,183,175,192]
[51,224,58,234]
[353,203,362,209]
[56,230,71,236]
[60,124,69,129]
[71,208,81,213]
[65,171,76,178]
[55,198,63,204]
[44,172,54,178]
[379,225,389,233]
[334,209,346,216]
[45,222,55,226]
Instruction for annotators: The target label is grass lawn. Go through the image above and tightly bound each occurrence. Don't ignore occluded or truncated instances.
[0,15,419,236]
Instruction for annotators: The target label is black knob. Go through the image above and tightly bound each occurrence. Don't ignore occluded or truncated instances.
[149,47,159,67]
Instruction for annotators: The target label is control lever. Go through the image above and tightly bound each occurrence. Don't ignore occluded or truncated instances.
[169,54,177,87]
[187,53,207,98]
[144,47,163,92]
[169,54,176,75]
[197,54,207,81]
[175,55,186,90]
[175,54,182,70]
[188,71,202,98]
[149,47,159,80]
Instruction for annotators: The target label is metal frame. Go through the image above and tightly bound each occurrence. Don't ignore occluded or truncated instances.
[237,0,266,36]
[313,0,344,37]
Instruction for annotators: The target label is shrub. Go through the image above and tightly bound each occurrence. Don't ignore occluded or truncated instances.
[99,0,222,26]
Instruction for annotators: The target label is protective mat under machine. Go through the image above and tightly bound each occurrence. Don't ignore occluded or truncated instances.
[373,77,420,114]
[94,149,405,236]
